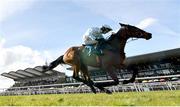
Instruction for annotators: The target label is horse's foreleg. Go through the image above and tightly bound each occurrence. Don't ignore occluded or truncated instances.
[94,67,119,89]
[123,66,138,84]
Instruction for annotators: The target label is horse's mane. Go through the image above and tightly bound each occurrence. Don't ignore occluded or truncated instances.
[107,27,122,42]
[107,34,116,42]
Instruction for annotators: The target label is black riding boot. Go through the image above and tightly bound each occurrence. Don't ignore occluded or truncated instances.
[95,38,105,55]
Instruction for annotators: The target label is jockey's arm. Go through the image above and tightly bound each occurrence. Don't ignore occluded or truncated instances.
[84,35,91,41]
[83,34,97,45]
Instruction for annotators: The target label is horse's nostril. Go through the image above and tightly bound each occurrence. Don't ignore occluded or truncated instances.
[149,33,152,36]
[146,34,152,40]
[149,34,152,38]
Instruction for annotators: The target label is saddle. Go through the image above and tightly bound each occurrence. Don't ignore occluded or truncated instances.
[82,44,97,56]
[82,40,114,67]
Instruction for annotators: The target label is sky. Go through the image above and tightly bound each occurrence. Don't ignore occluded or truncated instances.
[0,0,180,89]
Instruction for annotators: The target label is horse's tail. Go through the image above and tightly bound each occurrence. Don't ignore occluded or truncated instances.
[48,55,65,69]
[58,55,65,64]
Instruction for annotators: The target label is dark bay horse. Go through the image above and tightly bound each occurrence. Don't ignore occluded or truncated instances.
[43,23,152,94]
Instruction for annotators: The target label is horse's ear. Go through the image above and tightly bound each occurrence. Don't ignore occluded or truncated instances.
[119,23,126,27]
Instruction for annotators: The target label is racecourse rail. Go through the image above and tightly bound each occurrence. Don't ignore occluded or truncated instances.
[0,77,180,96]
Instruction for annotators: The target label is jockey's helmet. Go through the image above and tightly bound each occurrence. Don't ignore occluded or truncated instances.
[101,24,112,34]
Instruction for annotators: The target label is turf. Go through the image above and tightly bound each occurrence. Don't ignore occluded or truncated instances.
[0,90,180,106]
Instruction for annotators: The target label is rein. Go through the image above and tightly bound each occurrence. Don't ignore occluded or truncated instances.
[127,38,139,43]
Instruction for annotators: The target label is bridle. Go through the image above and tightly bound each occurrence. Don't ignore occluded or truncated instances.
[122,26,139,43]
[127,38,139,43]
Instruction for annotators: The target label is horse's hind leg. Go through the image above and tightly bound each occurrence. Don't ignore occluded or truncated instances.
[123,66,138,84]
[72,65,96,94]
[80,64,91,82]
[80,63,96,85]
[80,63,112,94]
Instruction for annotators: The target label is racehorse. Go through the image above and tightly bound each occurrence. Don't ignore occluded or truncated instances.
[43,23,152,94]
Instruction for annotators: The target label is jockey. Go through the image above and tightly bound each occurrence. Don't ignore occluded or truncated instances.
[83,24,113,55]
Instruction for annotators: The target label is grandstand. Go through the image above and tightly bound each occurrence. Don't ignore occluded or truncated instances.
[1,66,66,87]
[86,48,180,82]
[0,48,180,95]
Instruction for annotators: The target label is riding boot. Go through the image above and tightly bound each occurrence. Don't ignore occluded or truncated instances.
[95,38,105,55]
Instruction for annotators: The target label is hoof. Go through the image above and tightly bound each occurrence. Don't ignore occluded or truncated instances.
[90,86,96,94]
[105,89,112,94]
[98,87,112,94]
[42,65,49,72]
[92,89,96,94]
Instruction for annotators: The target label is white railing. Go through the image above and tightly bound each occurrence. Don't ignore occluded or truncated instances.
[0,81,180,96]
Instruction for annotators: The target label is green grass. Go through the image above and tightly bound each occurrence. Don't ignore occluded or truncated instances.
[0,90,180,106]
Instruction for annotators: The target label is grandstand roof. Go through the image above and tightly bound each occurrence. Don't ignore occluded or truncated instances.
[125,48,180,66]
[1,66,65,81]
